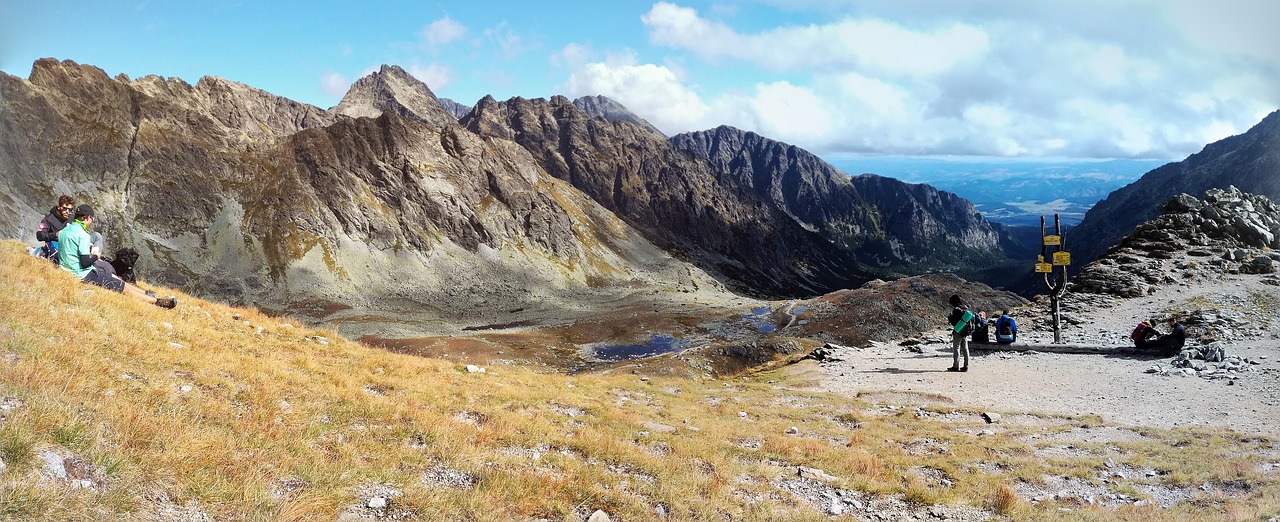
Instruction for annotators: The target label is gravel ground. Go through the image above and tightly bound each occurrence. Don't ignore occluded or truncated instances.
[802,270,1280,436]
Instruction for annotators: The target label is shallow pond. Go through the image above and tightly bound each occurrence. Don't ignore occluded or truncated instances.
[593,334,687,361]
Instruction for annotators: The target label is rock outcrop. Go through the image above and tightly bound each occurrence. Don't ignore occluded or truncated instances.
[1074,186,1280,296]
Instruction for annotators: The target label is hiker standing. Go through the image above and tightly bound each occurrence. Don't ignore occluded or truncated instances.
[946,294,972,372]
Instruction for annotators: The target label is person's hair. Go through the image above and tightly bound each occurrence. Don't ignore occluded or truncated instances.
[1167,316,1178,324]
[949,294,962,307]
[1002,310,1009,316]
[58,195,74,207]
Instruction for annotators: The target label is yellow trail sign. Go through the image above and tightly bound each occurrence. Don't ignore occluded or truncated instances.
[1035,263,1053,273]
[1043,235,1061,246]
[1053,251,1071,265]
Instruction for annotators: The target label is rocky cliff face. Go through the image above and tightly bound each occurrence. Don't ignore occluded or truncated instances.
[1070,111,1280,265]
[461,95,882,296]
[1074,186,1280,297]
[0,59,715,329]
[671,126,1002,268]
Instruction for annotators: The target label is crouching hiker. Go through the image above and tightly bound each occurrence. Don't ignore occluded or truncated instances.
[56,205,176,309]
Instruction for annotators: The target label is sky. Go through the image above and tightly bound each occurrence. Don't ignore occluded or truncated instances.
[2,0,1277,161]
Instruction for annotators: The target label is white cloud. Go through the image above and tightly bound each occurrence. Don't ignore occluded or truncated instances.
[623,1,1279,159]
[483,22,528,60]
[321,72,349,98]
[642,2,989,77]
[551,43,592,70]
[563,58,711,134]
[745,82,832,142]
[420,17,467,50]
[408,63,454,90]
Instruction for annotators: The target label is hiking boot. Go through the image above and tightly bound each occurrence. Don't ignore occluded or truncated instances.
[946,367,960,372]
[960,367,969,372]
[155,297,177,309]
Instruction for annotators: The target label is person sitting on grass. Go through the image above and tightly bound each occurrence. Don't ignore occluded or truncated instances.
[56,204,176,309]
[33,194,75,260]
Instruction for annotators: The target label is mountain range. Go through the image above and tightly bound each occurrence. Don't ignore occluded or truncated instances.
[1,58,1277,331]
[0,59,1006,326]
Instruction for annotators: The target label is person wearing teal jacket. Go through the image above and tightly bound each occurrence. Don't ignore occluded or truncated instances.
[57,204,176,309]
[946,294,971,372]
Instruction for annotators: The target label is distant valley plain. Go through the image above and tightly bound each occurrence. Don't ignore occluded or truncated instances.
[827,156,1166,227]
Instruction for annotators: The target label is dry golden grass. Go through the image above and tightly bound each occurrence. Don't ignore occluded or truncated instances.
[0,240,1277,521]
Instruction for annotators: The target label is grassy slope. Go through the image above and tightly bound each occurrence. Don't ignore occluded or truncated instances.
[0,240,1275,521]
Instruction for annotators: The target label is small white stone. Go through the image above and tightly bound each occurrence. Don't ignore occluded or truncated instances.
[179,385,192,393]
[168,342,184,349]
[367,496,387,509]
[466,365,485,373]
[738,411,748,418]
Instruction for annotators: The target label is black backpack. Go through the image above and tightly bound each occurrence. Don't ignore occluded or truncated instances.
[998,319,1012,336]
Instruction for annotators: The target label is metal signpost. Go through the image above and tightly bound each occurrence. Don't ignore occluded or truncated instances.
[1040,214,1069,344]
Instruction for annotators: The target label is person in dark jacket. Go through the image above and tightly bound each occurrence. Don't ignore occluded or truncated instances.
[1155,317,1186,356]
[946,294,971,372]
[34,195,75,259]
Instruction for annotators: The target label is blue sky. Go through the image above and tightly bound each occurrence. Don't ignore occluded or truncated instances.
[2,1,1277,160]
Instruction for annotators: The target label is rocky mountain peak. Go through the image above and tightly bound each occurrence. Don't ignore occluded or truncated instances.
[436,97,472,119]
[571,95,664,136]
[1073,186,1280,297]
[333,64,455,128]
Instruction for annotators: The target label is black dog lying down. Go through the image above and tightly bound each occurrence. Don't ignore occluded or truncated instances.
[107,248,139,284]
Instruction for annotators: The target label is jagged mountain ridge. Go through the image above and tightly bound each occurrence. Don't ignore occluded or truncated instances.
[1,57,1009,320]
[0,59,713,330]
[460,94,883,295]
[1070,111,1280,265]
